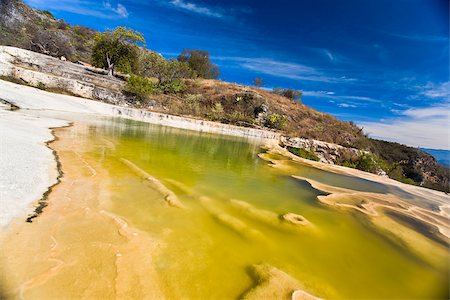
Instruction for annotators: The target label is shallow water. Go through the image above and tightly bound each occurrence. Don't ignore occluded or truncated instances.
[48,116,446,299]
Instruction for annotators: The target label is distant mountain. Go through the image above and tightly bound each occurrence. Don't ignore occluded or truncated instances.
[420,148,450,167]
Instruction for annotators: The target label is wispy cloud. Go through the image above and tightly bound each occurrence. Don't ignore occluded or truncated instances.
[168,0,223,18]
[389,33,449,43]
[103,1,128,18]
[375,28,449,43]
[338,103,358,108]
[323,49,335,62]
[25,0,129,19]
[302,90,335,97]
[302,90,382,104]
[418,81,450,99]
[402,105,450,119]
[321,49,349,64]
[359,104,450,149]
[214,56,357,83]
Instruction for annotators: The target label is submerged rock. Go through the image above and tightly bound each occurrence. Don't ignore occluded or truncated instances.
[120,158,184,208]
[229,199,279,225]
[281,213,311,226]
[199,197,264,241]
[242,264,321,300]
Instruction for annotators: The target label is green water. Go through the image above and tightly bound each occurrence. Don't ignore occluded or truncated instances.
[70,117,448,299]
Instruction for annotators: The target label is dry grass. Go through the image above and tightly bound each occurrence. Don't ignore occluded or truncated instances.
[145,79,368,148]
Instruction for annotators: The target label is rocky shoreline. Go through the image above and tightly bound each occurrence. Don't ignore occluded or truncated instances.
[0,100,68,227]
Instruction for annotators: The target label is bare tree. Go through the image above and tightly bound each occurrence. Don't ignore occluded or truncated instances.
[29,29,72,59]
[254,77,264,87]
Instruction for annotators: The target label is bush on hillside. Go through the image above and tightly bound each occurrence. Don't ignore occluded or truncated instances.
[184,93,203,115]
[208,102,224,121]
[272,88,302,101]
[157,79,186,94]
[125,75,155,101]
[40,10,55,19]
[266,113,288,129]
[287,147,320,161]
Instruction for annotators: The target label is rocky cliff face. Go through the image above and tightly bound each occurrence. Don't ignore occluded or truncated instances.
[369,139,449,192]
[0,46,130,105]
[413,154,449,191]
[280,136,362,164]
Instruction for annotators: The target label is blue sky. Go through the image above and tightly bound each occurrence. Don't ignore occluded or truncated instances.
[25,0,449,149]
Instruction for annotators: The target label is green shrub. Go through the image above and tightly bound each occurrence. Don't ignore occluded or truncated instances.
[341,160,358,169]
[158,79,185,94]
[272,88,302,101]
[41,10,55,19]
[399,178,417,185]
[287,147,320,161]
[125,75,154,100]
[355,153,378,173]
[185,93,203,103]
[266,113,288,129]
[338,152,385,174]
[227,111,252,124]
[185,93,203,114]
[209,103,224,121]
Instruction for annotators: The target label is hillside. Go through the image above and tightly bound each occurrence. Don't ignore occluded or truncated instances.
[421,149,450,168]
[0,0,95,62]
[0,0,448,192]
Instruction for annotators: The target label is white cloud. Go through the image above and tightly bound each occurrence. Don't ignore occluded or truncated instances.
[103,1,129,18]
[323,50,335,62]
[302,90,335,97]
[419,81,450,99]
[359,104,450,150]
[169,0,223,18]
[338,103,357,108]
[302,90,381,104]
[392,102,411,108]
[213,56,357,83]
[25,0,129,19]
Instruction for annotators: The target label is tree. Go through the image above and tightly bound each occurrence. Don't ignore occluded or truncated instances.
[140,52,193,84]
[177,49,219,79]
[29,29,72,59]
[254,77,264,87]
[91,27,145,76]
[272,88,302,101]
